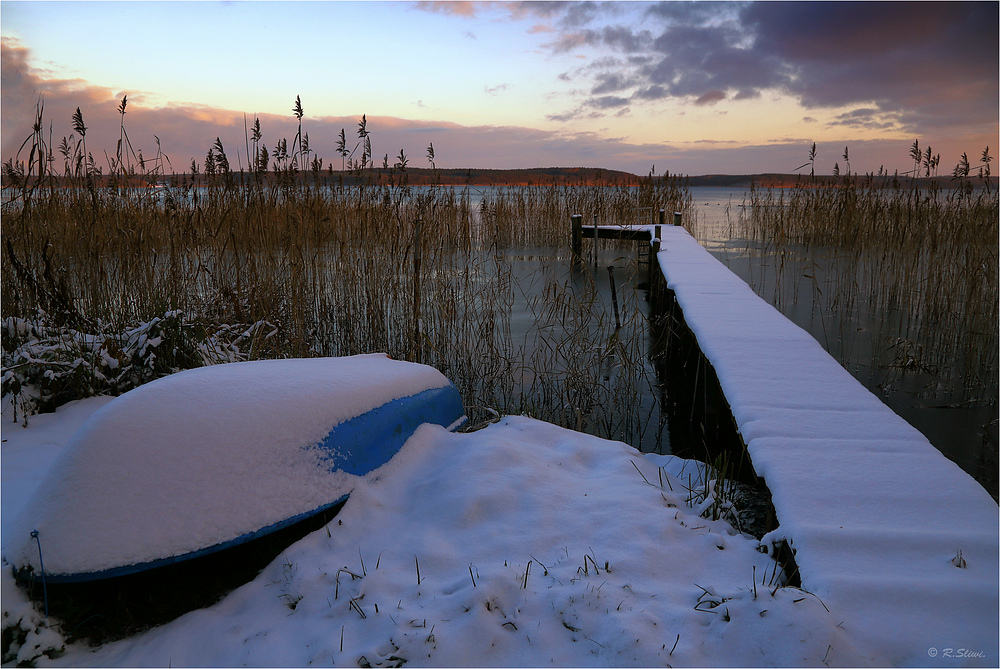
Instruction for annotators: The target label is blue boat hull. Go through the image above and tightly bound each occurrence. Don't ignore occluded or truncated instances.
[7,356,466,584]
[26,384,466,583]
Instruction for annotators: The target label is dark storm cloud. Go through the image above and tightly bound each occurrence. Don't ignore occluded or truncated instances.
[542,1,998,135]
[744,2,998,116]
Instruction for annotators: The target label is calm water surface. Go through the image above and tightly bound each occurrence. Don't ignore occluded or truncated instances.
[494,186,995,497]
[687,187,996,497]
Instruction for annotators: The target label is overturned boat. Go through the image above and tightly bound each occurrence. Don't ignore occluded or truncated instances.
[6,354,465,584]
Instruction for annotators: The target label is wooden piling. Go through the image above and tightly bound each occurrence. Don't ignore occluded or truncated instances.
[673,211,682,226]
[650,231,662,313]
[571,214,582,265]
[608,265,621,331]
[593,214,599,269]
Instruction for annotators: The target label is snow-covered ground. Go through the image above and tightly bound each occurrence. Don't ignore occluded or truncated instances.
[2,384,995,667]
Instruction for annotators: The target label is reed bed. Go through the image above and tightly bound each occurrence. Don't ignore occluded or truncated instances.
[1,103,691,451]
[737,176,998,406]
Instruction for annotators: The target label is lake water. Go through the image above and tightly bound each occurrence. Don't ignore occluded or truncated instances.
[5,184,993,496]
[474,185,994,498]
[669,187,995,496]
[410,184,995,496]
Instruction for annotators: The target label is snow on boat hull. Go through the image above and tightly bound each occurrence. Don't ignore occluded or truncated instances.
[6,355,465,583]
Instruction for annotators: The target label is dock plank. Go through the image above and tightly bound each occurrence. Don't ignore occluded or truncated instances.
[654,225,998,665]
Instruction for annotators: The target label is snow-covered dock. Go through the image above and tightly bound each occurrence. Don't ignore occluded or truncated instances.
[651,223,998,663]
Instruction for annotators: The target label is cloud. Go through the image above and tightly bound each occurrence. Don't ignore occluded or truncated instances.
[694,90,726,107]
[591,71,636,95]
[744,1,998,126]
[633,85,669,101]
[2,35,990,177]
[527,23,555,35]
[829,108,902,131]
[529,1,998,138]
[413,1,479,18]
[485,83,509,95]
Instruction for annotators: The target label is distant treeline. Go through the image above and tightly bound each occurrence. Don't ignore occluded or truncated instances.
[690,173,999,189]
[4,166,995,189]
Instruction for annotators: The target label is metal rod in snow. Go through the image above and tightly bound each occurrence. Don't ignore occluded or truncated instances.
[608,265,621,331]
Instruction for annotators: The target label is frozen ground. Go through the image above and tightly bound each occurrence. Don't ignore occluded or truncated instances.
[1,387,995,667]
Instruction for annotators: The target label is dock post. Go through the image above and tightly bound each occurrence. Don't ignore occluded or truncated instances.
[593,213,598,269]
[608,266,621,331]
[571,214,582,265]
[650,229,662,316]
[673,211,682,226]
[659,209,665,227]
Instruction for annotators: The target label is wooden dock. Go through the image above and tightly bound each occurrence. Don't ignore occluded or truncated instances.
[576,214,999,664]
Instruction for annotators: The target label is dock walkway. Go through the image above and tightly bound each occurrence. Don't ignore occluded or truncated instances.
[603,222,998,665]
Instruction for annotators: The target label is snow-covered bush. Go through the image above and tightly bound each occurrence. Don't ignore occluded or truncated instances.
[1,310,280,423]
[1,567,65,666]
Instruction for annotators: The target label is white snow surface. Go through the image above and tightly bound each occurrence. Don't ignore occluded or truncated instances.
[1,386,996,665]
[1,236,996,665]
[3,354,451,577]
[655,225,999,664]
[5,403,879,667]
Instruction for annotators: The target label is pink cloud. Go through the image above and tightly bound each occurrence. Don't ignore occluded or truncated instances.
[2,37,993,177]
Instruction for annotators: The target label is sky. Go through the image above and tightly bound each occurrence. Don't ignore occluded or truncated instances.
[1,1,997,176]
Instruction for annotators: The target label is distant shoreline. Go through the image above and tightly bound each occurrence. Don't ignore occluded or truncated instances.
[5,167,994,189]
[315,168,997,189]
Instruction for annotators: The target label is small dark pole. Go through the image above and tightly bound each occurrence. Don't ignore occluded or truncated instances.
[593,213,599,269]
[659,209,666,227]
[608,265,621,331]
[571,214,583,266]
[650,236,661,313]
[673,211,682,226]
[412,216,422,363]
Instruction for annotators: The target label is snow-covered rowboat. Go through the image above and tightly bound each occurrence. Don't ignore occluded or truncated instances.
[6,354,465,583]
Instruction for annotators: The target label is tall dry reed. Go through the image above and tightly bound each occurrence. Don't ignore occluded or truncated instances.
[738,173,998,405]
[2,99,692,450]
